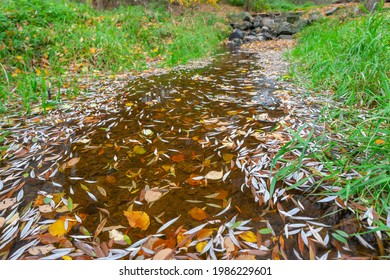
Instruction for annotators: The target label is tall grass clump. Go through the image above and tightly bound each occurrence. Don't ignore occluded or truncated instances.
[0,0,229,114]
[277,8,390,224]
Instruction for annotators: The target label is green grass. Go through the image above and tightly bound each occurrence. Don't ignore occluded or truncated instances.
[276,7,390,226]
[0,0,229,114]
[223,0,315,12]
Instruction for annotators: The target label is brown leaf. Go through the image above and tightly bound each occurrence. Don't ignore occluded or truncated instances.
[0,217,5,228]
[188,207,208,221]
[124,211,150,230]
[234,254,256,260]
[94,217,107,239]
[66,157,80,168]
[205,170,223,180]
[38,233,61,244]
[144,188,162,203]
[152,248,173,260]
[28,244,56,256]
[106,175,117,185]
[196,228,214,240]
[0,197,17,211]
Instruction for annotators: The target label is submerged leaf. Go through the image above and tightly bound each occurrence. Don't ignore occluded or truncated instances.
[145,188,162,203]
[49,216,77,237]
[124,211,150,230]
[239,231,257,243]
[189,207,208,221]
[133,145,147,155]
[66,157,80,168]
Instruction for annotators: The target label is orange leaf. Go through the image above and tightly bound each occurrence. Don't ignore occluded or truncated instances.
[187,174,204,186]
[171,153,185,163]
[189,207,208,221]
[196,228,214,240]
[375,139,385,145]
[124,211,150,230]
[215,190,228,200]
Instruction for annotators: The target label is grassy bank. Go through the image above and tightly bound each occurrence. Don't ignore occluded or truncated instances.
[223,0,315,12]
[280,8,390,226]
[0,0,229,114]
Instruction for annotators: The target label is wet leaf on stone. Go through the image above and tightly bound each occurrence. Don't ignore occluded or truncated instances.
[124,210,150,230]
[189,207,208,221]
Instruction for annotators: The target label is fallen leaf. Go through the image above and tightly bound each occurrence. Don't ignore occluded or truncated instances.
[171,153,185,163]
[0,217,5,228]
[124,211,150,230]
[133,145,147,155]
[205,170,223,180]
[38,233,62,244]
[375,139,385,145]
[39,205,54,213]
[106,175,117,185]
[97,186,107,196]
[0,197,17,211]
[145,188,162,203]
[234,254,256,260]
[224,236,235,253]
[196,241,208,253]
[66,157,80,168]
[239,231,257,243]
[152,248,173,260]
[28,244,56,256]
[48,216,77,237]
[187,174,204,186]
[189,207,208,221]
[196,228,214,240]
[222,153,234,162]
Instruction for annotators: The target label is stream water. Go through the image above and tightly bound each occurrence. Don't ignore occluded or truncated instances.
[0,49,381,260]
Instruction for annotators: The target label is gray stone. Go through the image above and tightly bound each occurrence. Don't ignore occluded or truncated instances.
[309,12,323,23]
[275,21,294,35]
[278,34,293,40]
[262,18,275,29]
[325,7,339,16]
[229,29,244,41]
[234,21,253,30]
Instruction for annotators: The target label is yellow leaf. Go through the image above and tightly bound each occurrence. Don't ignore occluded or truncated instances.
[48,216,76,237]
[62,256,72,260]
[375,139,385,145]
[195,241,208,253]
[222,153,234,162]
[90,48,97,54]
[133,145,147,155]
[16,55,23,61]
[125,102,134,107]
[239,231,257,243]
[124,211,150,230]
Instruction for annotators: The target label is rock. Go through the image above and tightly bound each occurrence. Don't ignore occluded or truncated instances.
[261,32,274,40]
[234,21,253,30]
[255,90,281,108]
[253,15,263,28]
[278,34,293,40]
[242,12,253,22]
[286,12,302,24]
[229,29,244,41]
[261,26,270,32]
[275,21,294,35]
[262,18,275,29]
[309,12,323,23]
[325,7,339,16]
